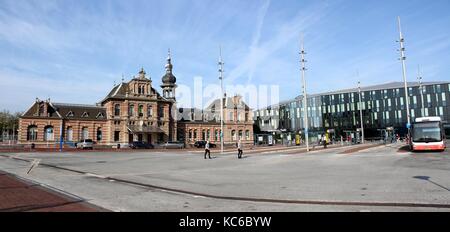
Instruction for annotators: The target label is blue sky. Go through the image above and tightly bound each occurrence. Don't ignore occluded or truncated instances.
[1,0,449,112]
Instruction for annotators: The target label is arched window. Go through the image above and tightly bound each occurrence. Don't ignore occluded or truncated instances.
[206,129,210,141]
[96,128,102,141]
[66,127,73,141]
[27,125,38,141]
[202,129,206,140]
[114,104,121,116]
[188,130,192,140]
[238,130,243,140]
[81,127,89,140]
[44,126,54,141]
[245,130,250,140]
[193,130,197,140]
[231,130,236,141]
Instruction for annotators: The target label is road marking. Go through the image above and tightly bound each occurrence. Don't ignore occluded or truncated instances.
[85,173,107,179]
[26,159,41,174]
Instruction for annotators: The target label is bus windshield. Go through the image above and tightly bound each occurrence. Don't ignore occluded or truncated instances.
[412,122,442,143]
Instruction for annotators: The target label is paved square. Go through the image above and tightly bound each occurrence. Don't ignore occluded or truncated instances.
[1,143,449,211]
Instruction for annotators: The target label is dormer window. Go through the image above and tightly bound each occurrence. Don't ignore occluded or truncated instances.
[81,112,89,118]
[96,112,105,119]
[66,111,74,117]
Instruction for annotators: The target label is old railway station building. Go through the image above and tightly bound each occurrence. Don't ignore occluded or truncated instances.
[18,53,178,147]
[18,53,254,148]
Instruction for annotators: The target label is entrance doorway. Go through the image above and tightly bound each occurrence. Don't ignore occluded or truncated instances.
[147,133,152,144]
[128,134,133,143]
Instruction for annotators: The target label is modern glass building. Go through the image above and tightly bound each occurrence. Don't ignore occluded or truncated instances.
[254,81,450,142]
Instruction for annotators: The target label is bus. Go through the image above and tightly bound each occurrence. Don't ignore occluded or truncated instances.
[410,117,446,152]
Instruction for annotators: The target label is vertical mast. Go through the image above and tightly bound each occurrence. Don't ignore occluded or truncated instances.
[300,34,309,152]
[417,65,424,117]
[397,16,411,128]
[358,78,365,144]
[219,46,224,154]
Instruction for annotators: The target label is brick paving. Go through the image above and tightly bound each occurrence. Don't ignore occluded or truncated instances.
[0,171,107,212]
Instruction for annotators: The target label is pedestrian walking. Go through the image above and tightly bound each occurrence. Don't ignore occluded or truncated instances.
[237,139,243,159]
[204,140,211,159]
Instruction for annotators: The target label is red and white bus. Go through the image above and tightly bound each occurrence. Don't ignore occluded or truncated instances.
[410,117,446,152]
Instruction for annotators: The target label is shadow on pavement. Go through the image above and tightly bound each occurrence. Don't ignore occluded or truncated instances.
[413,176,450,192]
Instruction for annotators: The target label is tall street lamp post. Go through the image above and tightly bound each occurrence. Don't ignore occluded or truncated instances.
[218,47,225,154]
[358,81,365,144]
[300,35,309,152]
[397,16,411,131]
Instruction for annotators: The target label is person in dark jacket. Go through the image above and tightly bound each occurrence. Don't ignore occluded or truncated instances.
[237,140,243,159]
[204,140,211,159]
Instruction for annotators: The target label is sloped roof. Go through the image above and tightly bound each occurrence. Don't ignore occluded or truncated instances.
[206,96,251,111]
[316,81,449,96]
[52,103,106,120]
[21,101,106,121]
[100,82,168,103]
[22,101,60,119]
[258,81,449,110]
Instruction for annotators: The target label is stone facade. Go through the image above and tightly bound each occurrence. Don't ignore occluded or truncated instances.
[178,95,254,146]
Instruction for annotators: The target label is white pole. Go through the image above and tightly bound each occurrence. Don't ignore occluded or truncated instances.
[397,16,411,128]
[300,35,309,152]
[12,123,15,144]
[219,46,224,154]
[358,80,365,144]
[417,65,424,117]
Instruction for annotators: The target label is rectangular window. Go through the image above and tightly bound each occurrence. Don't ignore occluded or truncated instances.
[114,131,120,142]
[148,105,153,117]
[129,104,134,116]
[158,106,164,118]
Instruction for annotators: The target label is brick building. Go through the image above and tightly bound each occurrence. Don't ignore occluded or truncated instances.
[18,53,177,148]
[177,95,254,146]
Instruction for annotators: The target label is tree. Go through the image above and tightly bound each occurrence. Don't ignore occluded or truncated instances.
[0,110,22,141]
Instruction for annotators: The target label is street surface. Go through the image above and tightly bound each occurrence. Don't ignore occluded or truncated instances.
[0,142,449,212]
